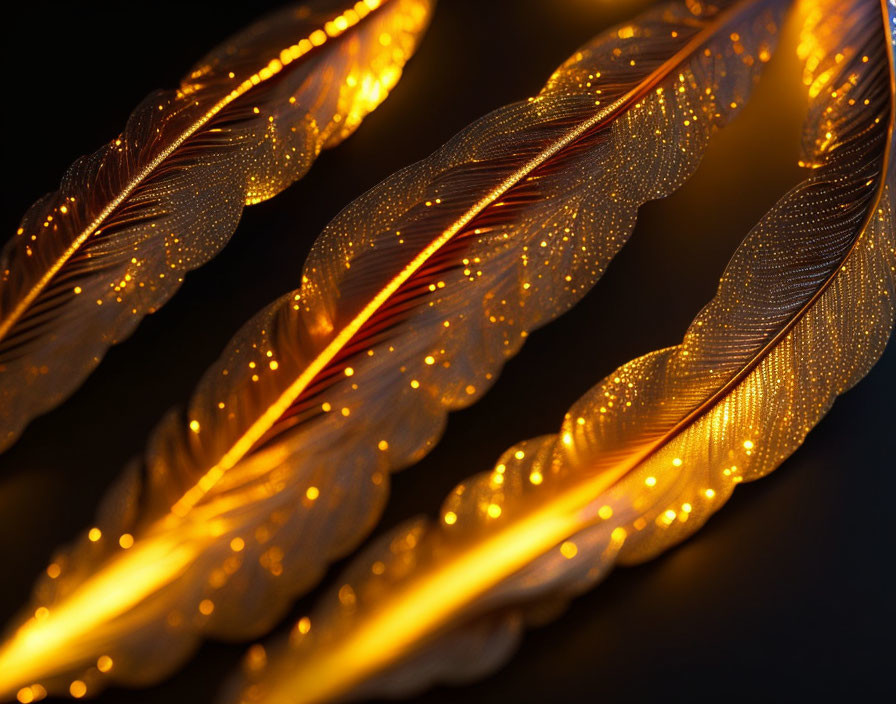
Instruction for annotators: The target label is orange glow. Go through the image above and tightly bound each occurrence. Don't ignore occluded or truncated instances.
[0,531,197,695]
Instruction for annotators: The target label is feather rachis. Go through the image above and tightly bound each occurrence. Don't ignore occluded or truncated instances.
[229,2,896,702]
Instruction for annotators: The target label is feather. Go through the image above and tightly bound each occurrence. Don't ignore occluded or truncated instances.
[0,0,785,698]
[0,0,434,451]
[229,2,896,702]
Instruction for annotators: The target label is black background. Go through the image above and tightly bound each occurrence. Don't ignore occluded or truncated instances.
[1,1,894,703]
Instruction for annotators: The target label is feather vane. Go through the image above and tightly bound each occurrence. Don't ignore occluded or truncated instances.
[0,0,433,450]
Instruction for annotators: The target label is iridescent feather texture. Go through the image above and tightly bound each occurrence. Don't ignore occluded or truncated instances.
[230,1,895,702]
[0,0,434,451]
[0,0,785,699]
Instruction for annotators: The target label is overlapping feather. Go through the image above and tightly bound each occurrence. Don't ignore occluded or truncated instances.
[0,0,434,451]
[0,0,786,698]
[230,1,895,702]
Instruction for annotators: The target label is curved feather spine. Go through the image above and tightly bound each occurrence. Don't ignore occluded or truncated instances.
[0,0,434,451]
[231,2,896,702]
[0,0,783,699]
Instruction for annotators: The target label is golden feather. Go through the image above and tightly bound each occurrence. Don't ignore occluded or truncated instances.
[230,2,895,702]
[0,0,786,698]
[0,0,434,451]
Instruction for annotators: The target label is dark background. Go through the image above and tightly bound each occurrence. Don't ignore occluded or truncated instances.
[1,1,893,702]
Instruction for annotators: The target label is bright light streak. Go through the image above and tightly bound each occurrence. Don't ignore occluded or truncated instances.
[259,463,631,704]
[0,530,199,697]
